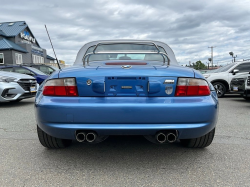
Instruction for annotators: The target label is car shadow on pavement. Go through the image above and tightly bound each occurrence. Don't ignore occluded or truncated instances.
[0,100,34,108]
[222,94,242,98]
[37,136,211,171]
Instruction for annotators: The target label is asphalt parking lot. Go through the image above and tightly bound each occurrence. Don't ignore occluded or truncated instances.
[0,96,249,187]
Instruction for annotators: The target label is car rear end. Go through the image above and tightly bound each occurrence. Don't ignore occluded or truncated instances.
[35,40,218,148]
[35,67,218,143]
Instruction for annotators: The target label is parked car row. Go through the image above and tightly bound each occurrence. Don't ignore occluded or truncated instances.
[0,64,56,102]
[0,71,37,102]
[0,65,50,84]
[203,61,250,99]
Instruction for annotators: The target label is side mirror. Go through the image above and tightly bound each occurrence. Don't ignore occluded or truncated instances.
[233,69,239,75]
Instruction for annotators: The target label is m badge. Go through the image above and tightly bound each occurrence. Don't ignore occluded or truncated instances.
[164,80,175,84]
[165,86,173,95]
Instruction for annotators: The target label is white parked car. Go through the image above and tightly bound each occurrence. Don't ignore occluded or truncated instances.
[204,61,250,97]
[0,71,37,102]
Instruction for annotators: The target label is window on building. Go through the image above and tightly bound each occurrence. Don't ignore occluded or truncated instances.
[32,54,44,64]
[15,53,23,64]
[0,53,4,64]
[32,55,36,64]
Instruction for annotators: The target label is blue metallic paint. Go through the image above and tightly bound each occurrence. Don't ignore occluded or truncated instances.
[35,62,218,141]
[35,92,218,139]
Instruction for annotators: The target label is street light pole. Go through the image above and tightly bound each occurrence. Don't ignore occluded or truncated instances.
[229,52,237,62]
[208,58,212,69]
[208,46,216,67]
[206,62,210,69]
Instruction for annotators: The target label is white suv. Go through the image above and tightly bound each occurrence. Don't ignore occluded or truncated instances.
[203,61,250,97]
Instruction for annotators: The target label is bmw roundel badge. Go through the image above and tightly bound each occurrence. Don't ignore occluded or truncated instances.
[122,65,132,69]
[165,86,173,95]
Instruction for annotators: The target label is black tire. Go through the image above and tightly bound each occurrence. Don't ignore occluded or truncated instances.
[37,126,72,148]
[180,128,215,148]
[243,97,250,101]
[212,82,226,98]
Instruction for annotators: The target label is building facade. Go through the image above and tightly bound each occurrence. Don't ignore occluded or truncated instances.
[0,21,55,66]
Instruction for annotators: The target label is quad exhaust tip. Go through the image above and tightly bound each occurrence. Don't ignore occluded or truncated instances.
[156,132,177,143]
[86,132,97,143]
[156,133,167,143]
[76,132,86,142]
[166,133,177,143]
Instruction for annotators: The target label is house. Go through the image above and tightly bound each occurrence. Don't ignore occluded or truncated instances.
[0,21,55,66]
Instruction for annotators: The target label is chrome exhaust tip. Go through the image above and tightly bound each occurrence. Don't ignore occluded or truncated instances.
[156,132,167,143]
[76,132,86,142]
[86,132,97,143]
[166,133,177,143]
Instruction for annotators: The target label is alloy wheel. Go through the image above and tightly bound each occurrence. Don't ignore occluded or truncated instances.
[213,83,225,97]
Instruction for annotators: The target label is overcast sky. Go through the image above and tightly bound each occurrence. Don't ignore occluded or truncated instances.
[1,0,250,66]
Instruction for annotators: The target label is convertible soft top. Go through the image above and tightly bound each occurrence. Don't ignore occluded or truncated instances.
[74,40,178,66]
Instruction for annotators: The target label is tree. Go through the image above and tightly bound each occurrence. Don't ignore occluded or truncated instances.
[193,61,206,70]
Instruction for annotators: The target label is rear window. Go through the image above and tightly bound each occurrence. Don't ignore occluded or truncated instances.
[214,63,235,73]
[95,43,159,52]
[83,43,168,66]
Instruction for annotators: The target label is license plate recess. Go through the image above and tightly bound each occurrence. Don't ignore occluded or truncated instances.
[105,77,148,96]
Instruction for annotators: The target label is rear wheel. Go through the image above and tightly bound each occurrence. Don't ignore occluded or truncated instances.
[37,126,72,148]
[212,82,226,98]
[243,96,250,101]
[180,128,215,148]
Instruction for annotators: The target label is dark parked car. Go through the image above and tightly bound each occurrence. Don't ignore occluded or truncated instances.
[230,72,250,100]
[27,64,58,75]
[0,65,48,84]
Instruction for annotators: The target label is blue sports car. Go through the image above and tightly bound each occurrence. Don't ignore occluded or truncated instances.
[35,40,218,149]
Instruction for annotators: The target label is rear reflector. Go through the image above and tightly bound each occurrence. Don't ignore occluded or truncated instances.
[175,78,210,96]
[43,78,78,96]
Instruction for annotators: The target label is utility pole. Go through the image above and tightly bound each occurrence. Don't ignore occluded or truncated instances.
[208,46,216,68]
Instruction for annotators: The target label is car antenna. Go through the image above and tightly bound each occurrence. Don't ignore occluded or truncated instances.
[44,25,62,70]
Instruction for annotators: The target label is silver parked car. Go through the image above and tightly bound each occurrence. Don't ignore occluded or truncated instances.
[0,71,37,102]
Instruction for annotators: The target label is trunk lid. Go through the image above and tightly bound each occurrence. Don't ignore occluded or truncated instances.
[59,65,194,97]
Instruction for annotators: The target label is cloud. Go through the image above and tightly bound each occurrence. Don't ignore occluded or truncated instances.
[1,0,250,66]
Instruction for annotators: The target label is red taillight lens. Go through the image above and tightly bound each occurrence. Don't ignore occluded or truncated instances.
[43,78,78,97]
[175,78,210,96]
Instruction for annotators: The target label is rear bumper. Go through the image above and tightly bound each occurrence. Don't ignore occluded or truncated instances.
[35,91,218,139]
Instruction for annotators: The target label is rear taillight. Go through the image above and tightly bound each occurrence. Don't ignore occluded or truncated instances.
[175,78,210,96]
[43,78,78,96]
